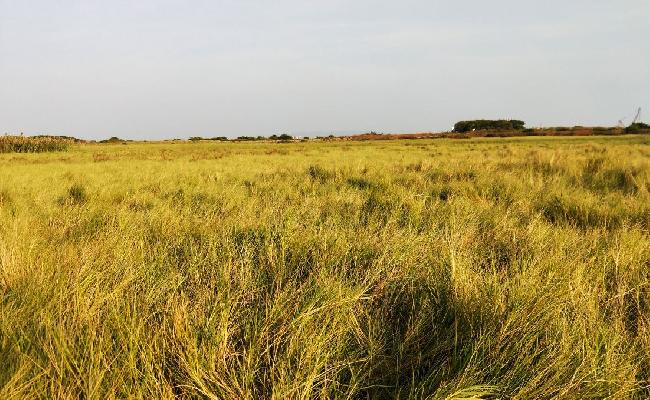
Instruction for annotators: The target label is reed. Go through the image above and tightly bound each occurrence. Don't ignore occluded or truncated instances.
[0,135,71,153]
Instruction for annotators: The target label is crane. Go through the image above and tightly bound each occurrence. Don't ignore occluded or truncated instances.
[618,107,642,127]
[631,107,642,125]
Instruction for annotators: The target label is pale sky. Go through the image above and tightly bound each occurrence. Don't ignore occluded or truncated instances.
[1,0,649,139]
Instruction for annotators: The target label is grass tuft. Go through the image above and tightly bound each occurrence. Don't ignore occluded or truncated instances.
[57,183,89,205]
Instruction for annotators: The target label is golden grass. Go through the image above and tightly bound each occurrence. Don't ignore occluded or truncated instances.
[0,135,649,398]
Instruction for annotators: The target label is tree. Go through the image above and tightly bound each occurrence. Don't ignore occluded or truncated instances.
[626,122,650,134]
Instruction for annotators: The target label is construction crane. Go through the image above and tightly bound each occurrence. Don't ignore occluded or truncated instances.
[618,107,642,127]
[632,107,642,124]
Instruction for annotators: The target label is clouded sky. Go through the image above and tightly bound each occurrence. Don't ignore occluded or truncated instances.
[1,0,648,139]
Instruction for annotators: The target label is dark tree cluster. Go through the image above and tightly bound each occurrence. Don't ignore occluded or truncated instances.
[626,122,650,133]
[268,134,294,141]
[99,136,127,143]
[453,119,525,133]
[236,136,266,141]
[189,137,230,141]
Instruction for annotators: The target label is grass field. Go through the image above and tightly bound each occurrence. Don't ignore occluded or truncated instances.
[1,135,649,398]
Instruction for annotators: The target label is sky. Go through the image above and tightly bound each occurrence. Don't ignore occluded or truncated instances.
[1,0,649,140]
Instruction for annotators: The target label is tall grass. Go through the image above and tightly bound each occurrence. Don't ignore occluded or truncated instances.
[0,135,71,153]
[0,135,649,398]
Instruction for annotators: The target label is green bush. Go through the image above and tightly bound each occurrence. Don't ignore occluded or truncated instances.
[625,122,650,133]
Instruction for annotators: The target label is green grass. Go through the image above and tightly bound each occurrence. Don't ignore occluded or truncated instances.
[0,135,649,398]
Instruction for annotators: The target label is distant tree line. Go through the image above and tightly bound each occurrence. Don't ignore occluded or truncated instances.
[268,134,294,141]
[453,120,525,133]
[188,134,297,142]
[100,119,650,143]
[189,136,229,141]
[99,136,129,143]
